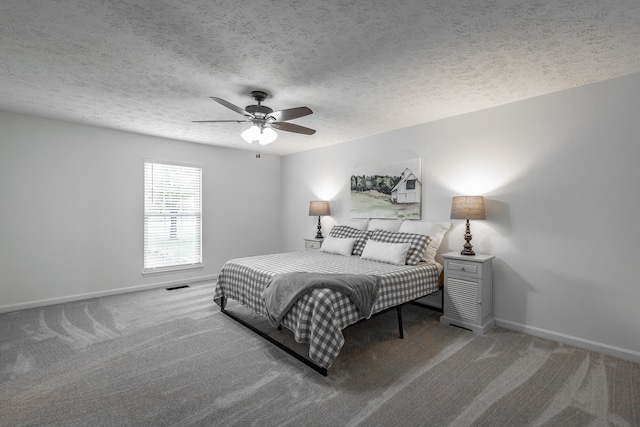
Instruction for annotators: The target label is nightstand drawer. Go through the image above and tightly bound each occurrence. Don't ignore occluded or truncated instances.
[446,260,482,278]
[304,239,322,250]
[306,240,321,249]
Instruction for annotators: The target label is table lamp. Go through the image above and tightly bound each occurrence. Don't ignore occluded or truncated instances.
[309,201,331,239]
[450,196,485,255]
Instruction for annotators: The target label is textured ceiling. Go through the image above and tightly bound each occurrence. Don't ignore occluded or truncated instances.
[2,1,640,156]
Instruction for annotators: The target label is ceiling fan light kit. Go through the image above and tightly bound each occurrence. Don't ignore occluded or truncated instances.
[241,125,277,145]
[194,90,315,147]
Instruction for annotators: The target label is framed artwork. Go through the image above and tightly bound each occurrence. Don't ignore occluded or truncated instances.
[350,157,422,219]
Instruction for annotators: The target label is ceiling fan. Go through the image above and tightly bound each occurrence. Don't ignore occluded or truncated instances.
[193,90,315,145]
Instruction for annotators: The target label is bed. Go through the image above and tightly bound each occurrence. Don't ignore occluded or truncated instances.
[213,248,442,375]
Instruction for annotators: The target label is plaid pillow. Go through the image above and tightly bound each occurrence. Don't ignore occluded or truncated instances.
[329,225,371,256]
[369,229,432,265]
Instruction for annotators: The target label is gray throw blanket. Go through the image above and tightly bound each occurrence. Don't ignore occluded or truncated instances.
[262,272,381,326]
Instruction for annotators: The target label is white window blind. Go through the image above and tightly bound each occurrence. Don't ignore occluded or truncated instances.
[144,162,202,273]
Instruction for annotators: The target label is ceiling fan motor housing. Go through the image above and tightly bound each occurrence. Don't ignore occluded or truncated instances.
[245,104,273,117]
[246,90,273,118]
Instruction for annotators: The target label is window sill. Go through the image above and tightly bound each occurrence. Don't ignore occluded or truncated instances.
[142,264,204,276]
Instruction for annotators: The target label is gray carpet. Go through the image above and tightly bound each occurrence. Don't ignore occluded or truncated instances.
[1,282,638,426]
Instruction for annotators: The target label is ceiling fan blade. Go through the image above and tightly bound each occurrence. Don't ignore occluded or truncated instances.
[268,107,313,122]
[192,120,250,123]
[271,121,316,135]
[210,97,253,117]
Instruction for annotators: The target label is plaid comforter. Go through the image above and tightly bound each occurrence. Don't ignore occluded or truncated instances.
[213,251,441,368]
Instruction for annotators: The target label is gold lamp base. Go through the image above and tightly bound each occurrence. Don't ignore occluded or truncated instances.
[315,216,324,239]
[460,219,475,256]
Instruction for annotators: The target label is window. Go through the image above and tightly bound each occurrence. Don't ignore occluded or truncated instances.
[144,162,202,273]
[406,179,416,190]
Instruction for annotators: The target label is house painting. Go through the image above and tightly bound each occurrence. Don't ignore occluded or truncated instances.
[390,168,421,204]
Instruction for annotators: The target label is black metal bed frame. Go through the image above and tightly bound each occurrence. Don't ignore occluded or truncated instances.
[219,290,443,377]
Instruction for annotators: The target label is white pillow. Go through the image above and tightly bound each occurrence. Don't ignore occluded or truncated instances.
[360,240,411,265]
[398,221,451,264]
[366,219,403,232]
[319,236,357,256]
[339,219,369,230]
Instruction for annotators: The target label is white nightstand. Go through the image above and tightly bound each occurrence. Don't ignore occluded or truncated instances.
[303,238,323,251]
[440,252,495,335]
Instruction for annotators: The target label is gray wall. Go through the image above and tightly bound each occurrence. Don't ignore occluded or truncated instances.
[0,112,282,310]
[281,72,640,361]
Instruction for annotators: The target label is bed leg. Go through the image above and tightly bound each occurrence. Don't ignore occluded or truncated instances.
[220,307,328,376]
[397,306,404,339]
[220,296,227,311]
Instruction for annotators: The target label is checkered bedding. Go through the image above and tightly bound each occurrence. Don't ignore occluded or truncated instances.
[214,251,441,368]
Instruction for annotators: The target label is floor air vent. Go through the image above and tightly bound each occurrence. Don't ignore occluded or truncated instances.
[166,285,190,291]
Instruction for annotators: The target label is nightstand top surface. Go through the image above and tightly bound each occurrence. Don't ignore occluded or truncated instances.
[442,252,495,262]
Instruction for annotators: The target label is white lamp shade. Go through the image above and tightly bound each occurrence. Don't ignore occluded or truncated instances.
[258,127,277,145]
[241,125,261,144]
[241,125,278,145]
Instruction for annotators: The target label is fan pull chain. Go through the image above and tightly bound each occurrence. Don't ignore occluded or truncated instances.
[255,143,261,159]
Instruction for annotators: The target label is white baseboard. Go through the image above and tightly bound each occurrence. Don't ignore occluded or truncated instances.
[495,317,640,364]
[0,275,218,314]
